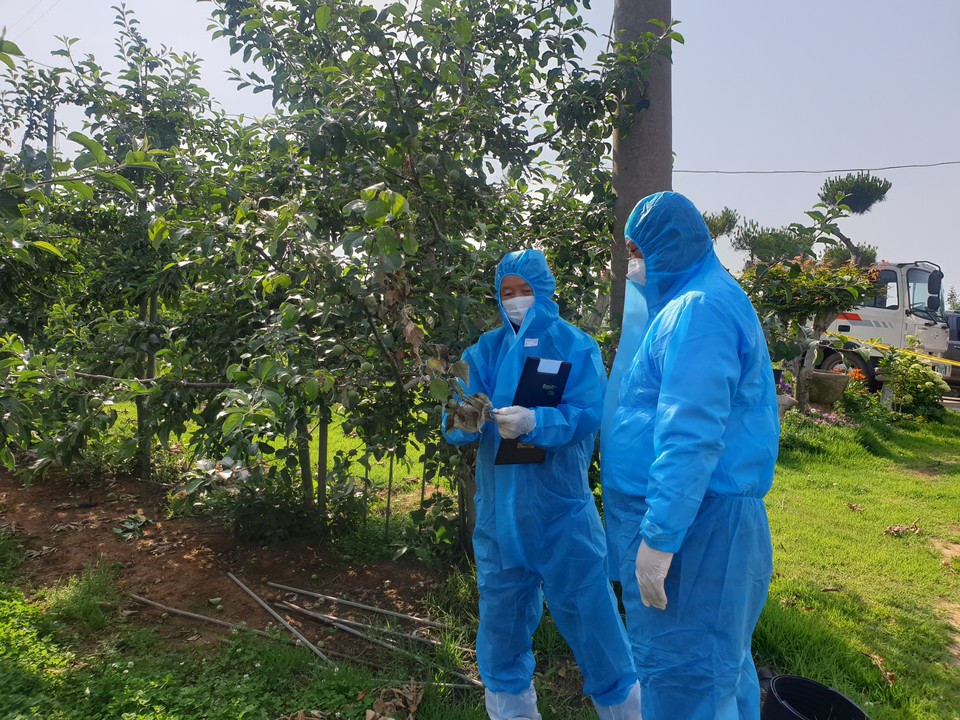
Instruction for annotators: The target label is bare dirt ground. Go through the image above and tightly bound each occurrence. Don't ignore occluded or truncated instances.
[0,469,595,715]
[0,469,454,667]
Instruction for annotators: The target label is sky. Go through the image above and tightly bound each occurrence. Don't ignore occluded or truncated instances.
[4,0,960,290]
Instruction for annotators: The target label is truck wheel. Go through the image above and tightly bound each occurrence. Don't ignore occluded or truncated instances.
[820,351,873,384]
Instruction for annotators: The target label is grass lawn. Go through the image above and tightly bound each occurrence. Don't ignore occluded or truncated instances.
[756,412,960,719]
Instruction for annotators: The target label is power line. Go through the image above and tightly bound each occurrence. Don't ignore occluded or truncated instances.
[6,0,51,32]
[17,0,66,37]
[10,59,960,165]
[674,160,960,176]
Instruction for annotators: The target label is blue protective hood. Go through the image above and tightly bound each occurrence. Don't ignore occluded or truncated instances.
[495,249,560,329]
[624,192,713,309]
[605,195,777,719]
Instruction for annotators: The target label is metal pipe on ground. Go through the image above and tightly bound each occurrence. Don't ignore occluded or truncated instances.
[279,600,482,689]
[278,600,473,654]
[266,581,450,630]
[227,572,333,665]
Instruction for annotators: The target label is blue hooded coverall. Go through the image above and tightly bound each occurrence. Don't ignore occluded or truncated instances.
[443,250,639,713]
[602,193,779,719]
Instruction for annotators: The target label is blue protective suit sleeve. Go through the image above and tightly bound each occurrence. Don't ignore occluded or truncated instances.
[443,420,481,446]
[522,341,606,449]
[441,344,489,446]
[641,297,739,553]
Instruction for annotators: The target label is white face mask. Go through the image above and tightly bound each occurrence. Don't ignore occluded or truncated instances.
[627,257,647,286]
[502,296,535,325]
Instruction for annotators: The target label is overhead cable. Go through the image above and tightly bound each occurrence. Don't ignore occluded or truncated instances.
[14,0,65,37]
[7,0,51,32]
[675,160,960,175]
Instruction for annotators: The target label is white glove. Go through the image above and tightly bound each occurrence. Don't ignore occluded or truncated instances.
[635,540,674,610]
[493,406,537,439]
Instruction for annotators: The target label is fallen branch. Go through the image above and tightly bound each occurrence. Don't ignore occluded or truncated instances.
[267,581,450,630]
[227,572,333,665]
[280,600,473,654]
[129,593,279,640]
[279,601,482,689]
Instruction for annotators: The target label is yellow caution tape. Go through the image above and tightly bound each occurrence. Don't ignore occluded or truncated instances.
[825,332,960,369]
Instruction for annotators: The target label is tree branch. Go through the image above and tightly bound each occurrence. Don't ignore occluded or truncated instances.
[56,370,231,389]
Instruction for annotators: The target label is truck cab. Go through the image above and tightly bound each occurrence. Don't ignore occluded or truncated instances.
[819,260,959,390]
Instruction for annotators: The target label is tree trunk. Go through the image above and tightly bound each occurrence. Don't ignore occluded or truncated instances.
[796,315,839,412]
[135,293,157,480]
[456,446,477,561]
[316,415,328,527]
[834,229,863,267]
[610,0,673,323]
[385,455,395,539]
[296,412,314,511]
[795,342,818,413]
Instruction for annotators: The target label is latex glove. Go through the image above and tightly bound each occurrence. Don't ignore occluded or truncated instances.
[493,406,536,439]
[635,540,674,610]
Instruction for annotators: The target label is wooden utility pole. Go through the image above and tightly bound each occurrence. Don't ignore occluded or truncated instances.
[610,0,673,322]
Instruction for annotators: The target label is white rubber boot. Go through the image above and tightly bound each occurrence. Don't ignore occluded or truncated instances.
[484,683,543,720]
[593,680,642,720]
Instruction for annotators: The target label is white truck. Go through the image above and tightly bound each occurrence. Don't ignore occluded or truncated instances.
[818,260,960,392]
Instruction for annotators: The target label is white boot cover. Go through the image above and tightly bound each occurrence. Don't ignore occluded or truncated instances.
[485,683,542,720]
[594,680,642,720]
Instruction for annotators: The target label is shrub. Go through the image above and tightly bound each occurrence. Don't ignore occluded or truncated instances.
[230,480,320,543]
[837,372,892,423]
[392,492,461,567]
[783,408,859,430]
[877,348,949,420]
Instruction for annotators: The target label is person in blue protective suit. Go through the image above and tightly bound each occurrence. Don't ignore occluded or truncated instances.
[601,192,779,720]
[443,249,643,720]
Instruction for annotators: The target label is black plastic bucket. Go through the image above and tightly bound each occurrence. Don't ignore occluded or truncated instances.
[760,675,870,720]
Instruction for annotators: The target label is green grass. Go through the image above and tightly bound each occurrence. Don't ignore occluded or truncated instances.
[757,413,960,719]
[4,413,960,718]
[0,529,590,719]
[0,611,382,719]
[0,532,25,585]
[38,560,120,634]
[0,567,486,719]
[0,584,76,720]
[114,399,444,514]
[0,525,487,719]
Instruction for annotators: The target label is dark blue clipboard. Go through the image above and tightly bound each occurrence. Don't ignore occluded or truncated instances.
[494,357,572,465]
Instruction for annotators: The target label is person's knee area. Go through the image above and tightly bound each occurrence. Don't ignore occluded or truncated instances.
[482,674,538,696]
